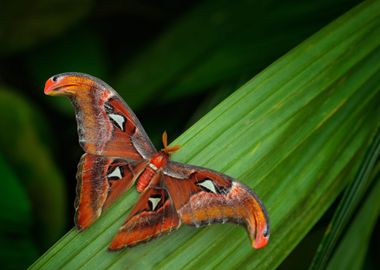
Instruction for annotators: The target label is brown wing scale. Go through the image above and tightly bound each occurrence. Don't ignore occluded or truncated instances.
[109,175,180,250]
[75,154,147,229]
[44,72,156,160]
[163,161,270,249]
[45,72,157,230]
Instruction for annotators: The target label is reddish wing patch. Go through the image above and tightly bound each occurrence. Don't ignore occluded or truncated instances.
[109,177,180,250]
[75,154,146,229]
[99,97,156,159]
[163,162,270,249]
[44,73,157,160]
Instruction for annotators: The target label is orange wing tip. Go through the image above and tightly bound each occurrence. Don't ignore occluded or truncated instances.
[232,182,270,249]
[44,75,67,96]
[108,240,124,251]
[74,217,92,231]
[74,208,91,230]
[44,77,56,95]
[252,234,270,249]
[44,73,92,96]
[108,233,132,251]
[75,209,101,231]
[252,218,270,249]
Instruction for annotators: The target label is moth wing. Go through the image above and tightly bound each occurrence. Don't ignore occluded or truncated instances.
[109,176,180,250]
[45,73,156,160]
[162,161,270,249]
[75,154,147,229]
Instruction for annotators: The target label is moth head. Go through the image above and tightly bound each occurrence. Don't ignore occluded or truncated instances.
[44,72,98,96]
[161,131,181,155]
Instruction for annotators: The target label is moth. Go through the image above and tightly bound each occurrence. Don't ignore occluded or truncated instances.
[44,72,270,250]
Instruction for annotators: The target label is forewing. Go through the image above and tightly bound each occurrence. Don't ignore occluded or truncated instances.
[75,154,147,229]
[46,73,156,159]
[109,176,180,250]
[163,161,270,249]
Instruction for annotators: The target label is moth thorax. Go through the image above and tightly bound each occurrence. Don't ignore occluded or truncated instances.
[150,152,169,169]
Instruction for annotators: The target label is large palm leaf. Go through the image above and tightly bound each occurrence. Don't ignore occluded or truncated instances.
[30,0,380,269]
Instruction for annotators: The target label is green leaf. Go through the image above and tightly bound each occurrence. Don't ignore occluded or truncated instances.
[309,127,380,269]
[327,177,380,270]
[30,0,380,269]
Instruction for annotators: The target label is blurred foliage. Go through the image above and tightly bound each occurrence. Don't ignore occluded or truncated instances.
[113,0,364,109]
[0,89,66,259]
[0,0,92,55]
[0,154,38,269]
[0,0,379,269]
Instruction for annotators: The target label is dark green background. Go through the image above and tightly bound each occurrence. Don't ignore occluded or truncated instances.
[0,0,378,269]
